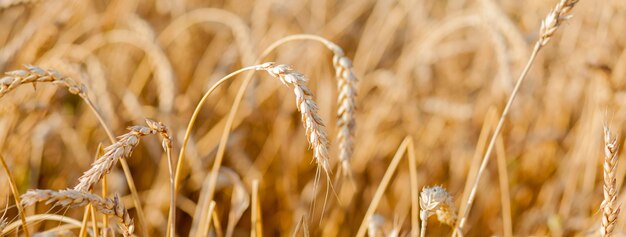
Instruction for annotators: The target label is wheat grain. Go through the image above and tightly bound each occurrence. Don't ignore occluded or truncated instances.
[257,63,331,176]
[21,189,134,236]
[601,126,620,237]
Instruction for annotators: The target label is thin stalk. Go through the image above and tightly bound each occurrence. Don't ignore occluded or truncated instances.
[355,137,412,237]
[166,145,175,237]
[408,140,419,237]
[89,203,98,237]
[2,214,83,234]
[420,216,427,237]
[0,155,29,237]
[173,65,262,235]
[455,42,542,233]
[98,144,109,237]
[78,204,91,237]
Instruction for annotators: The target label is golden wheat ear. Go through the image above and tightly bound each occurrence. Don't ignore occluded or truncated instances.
[257,63,332,178]
[420,186,457,237]
[21,189,134,236]
[601,125,620,237]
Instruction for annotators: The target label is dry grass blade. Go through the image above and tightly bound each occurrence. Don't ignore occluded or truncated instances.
[601,126,620,236]
[21,189,134,236]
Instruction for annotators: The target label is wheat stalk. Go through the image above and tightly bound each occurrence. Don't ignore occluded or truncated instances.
[420,186,457,237]
[257,63,331,176]
[601,126,620,237]
[456,0,580,234]
[0,155,29,237]
[21,189,134,236]
[74,120,163,192]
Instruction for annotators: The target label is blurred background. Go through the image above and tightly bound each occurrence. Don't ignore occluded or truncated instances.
[0,0,625,236]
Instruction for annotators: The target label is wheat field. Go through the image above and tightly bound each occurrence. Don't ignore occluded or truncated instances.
[0,0,624,236]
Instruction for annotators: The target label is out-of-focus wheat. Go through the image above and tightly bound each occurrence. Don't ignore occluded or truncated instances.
[601,126,620,237]
[420,186,457,237]
[21,189,134,236]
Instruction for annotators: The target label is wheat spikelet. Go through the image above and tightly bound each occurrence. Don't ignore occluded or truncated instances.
[21,189,134,236]
[0,64,86,99]
[74,123,158,192]
[332,48,358,176]
[257,63,331,176]
[420,186,457,237]
[144,118,172,151]
[601,126,620,237]
[539,0,579,46]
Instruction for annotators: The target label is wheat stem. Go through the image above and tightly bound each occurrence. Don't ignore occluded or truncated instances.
[355,137,411,237]
[0,155,29,237]
[456,1,579,232]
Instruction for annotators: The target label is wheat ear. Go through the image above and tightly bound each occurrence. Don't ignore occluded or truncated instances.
[538,0,580,46]
[0,64,86,98]
[260,35,358,177]
[74,121,161,192]
[21,189,134,236]
[420,186,457,237]
[257,63,331,176]
[601,126,620,236]
[333,49,357,177]
[456,0,580,234]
